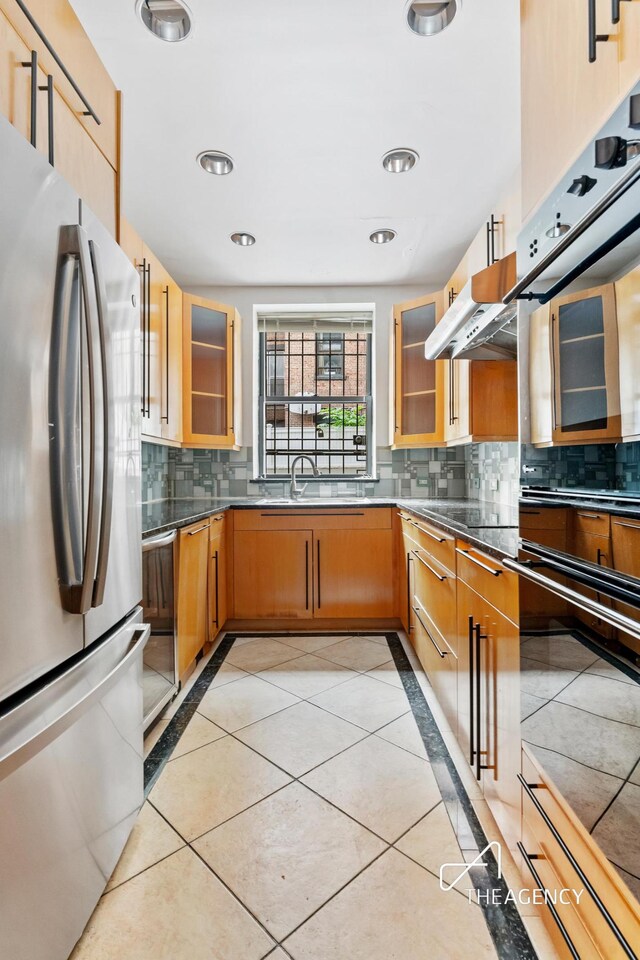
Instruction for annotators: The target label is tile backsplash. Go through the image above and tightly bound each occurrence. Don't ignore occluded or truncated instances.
[520,441,640,492]
[142,441,520,506]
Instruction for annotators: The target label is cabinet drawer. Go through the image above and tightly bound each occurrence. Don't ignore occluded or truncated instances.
[572,510,611,538]
[209,512,226,541]
[456,541,518,624]
[398,511,455,574]
[234,507,392,531]
[520,747,640,960]
[520,506,568,532]
[411,546,457,653]
[411,595,457,730]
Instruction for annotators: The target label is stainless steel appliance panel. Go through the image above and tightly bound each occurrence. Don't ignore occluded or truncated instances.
[0,608,148,960]
[142,529,178,728]
[0,116,85,699]
[82,205,141,647]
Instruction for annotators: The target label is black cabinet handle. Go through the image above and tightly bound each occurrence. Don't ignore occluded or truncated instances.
[161,285,169,423]
[518,775,636,959]
[588,0,610,62]
[475,622,482,780]
[38,74,54,166]
[14,0,100,125]
[612,0,630,24]
[468,616,475,767]
[517,843,581,960]
[305,540,309,610]
[20,50,37,147]
[213,549,219,629]
[412,602,447,658]
[316,539,321,608]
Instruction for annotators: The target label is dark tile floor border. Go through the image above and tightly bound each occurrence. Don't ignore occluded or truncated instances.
[144,630,537,960]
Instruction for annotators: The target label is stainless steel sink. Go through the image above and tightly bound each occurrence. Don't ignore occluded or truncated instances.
[254,498,371,506]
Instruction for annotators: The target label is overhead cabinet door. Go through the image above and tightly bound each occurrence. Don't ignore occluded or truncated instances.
[393,293,445,447]
[183,293,237,447]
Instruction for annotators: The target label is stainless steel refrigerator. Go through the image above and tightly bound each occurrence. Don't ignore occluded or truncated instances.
[0,114,147,959]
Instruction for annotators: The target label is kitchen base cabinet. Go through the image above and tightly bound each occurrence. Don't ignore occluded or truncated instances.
[412,594,458,733]
[314,528,394,619]
[176,519,210,679]
[209,513,228,641]
[520,746,640,960]
[233,529,312,620]
[456,548,521,853]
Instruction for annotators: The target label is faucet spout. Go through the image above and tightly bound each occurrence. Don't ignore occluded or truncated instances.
[290,455,319,499]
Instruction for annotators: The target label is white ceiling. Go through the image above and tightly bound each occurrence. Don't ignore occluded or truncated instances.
[70,0,520,289]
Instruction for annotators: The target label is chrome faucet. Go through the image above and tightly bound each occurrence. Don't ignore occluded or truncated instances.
[289,455,319,499]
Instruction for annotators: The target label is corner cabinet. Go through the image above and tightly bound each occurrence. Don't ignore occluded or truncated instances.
[182,293,240,449]
[393,292,445,447]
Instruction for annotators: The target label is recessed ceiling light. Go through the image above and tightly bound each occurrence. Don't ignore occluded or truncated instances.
[370,229,397,244]
[406,0,459,37]
[197,151,234,175]
[382,148,419,173]
[137,0,192,42]
[231,233,256,246]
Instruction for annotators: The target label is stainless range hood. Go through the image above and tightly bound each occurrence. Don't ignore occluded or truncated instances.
[424,252,517,360]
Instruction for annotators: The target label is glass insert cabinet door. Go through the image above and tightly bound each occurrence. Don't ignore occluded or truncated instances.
[182,293,237,446]
[393,292,445,446]
[550,283,621,444]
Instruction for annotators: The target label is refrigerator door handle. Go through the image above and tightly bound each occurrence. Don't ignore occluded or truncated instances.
[50,224,103,615]
[0,623,149,785]
[89,239,113,608]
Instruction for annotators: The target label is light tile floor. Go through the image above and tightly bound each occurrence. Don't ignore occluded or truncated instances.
[72,633,530,960]
[520,631,640,894]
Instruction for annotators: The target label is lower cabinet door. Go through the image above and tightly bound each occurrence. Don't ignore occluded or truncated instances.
[456,579,521,851]
[233,529,312,619]
[209,522,227,640]
[313,528,394,618]
[411,595,457,731]
[177,521,210,677]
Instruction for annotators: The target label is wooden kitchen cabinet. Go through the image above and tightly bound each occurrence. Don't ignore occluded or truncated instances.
[0,6,118,236]
[314,528,394,619]
[233,529,313,620]
[521,0,621,220]
[456,544,521,852]
[208,513,228,641]
[176,519,210,679]
[142,243,182,444]
[528,304,553,446]
[393,292,445,448]
[550,284,621,444]
[615,264,640,442]
[445,360,518,446]
[611,514,640,656]
[183,293,240,449]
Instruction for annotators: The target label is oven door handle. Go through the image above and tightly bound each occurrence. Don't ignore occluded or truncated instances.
[503,558,640,643]
[142,529,177,552]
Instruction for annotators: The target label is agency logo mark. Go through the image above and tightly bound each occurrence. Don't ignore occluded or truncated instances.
[439,840,502,892]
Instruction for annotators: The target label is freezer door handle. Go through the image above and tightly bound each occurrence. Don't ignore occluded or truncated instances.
[0,623,149,785]
[50,224,104,614]
[89,239,113,608]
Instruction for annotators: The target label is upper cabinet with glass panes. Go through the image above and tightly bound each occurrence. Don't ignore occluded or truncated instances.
[392,292,446,448]
[182,293,241,448]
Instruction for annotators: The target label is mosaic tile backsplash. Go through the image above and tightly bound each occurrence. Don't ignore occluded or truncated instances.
[142,441,520,507]
[520,441,640,492]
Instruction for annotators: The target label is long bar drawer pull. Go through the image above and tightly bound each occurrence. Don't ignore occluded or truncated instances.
[576,512,602,520]
[518,775,637,959]
[187,524,209,536]
[414,522,446,543]
[517,842,581,960]
[456,548,502,576]
[412,549,446,581]
[612,520,640,530]
[412,604,447,658]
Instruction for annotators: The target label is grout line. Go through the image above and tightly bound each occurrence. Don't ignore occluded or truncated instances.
[589,754,640,836]
[99,842,188,896]
[547,692,640,730]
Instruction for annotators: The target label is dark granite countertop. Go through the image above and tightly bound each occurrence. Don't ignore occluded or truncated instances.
[142,496,519,560]
[521,492,640,520]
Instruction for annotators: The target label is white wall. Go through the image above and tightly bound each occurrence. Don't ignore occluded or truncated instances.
[187,283,438,453]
